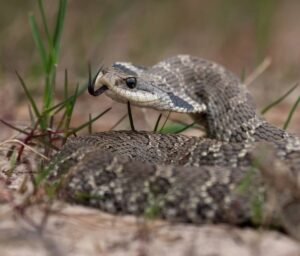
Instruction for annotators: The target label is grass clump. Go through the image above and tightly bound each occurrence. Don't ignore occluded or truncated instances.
[2,0,111,163]
[28,0,68,130]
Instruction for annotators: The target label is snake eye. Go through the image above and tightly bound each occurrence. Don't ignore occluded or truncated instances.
[125,77,137,89]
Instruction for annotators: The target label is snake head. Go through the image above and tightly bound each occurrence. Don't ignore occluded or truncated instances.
[90,62,160,106]
[89,60,206,113]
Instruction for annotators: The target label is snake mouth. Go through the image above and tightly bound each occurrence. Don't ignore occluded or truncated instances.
[88,66,109,96]
[88,84,108,96]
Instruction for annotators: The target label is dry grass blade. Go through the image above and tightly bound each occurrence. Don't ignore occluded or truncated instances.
[0,119,31,136]
[127,101,136,131]
[283,96,300,130]
[67,107,111,136]
[159,112,171,132]
[0,139,49,160]
[244,57,272,86]
[15,71,41,123]
[109,114,127,131]
[261,82,299,115]
[153,113,163,132]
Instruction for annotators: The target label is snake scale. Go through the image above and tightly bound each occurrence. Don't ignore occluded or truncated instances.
[48,55,300,226]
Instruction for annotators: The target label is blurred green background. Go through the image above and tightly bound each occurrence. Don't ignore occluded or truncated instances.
[0,0,299,138]
[1,0,300,76]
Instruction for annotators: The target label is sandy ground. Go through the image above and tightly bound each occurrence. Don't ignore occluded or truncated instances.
[0,202,300,256]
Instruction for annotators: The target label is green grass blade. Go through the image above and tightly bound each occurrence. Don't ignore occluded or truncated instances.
[64,69,68,100]
[29,14,47,71]
[43,81,88,115]
[52,0,68,61]
[56,72,72,130]
[174,122,196,134]
[43,68,56,111]
[159,112,171,132]
[28,105,36,126]
[160,122,195,134]
[49,98,70,115]
[68,107,111,135]
[56,110,67,131]
[52,96,75,116]
[38,0,51,43]
[16,71,41,122]
[57,70,78,130]
[283,96,300,130]
[44,92,77,115]
[64,84,79,130]
[261,82,299,114]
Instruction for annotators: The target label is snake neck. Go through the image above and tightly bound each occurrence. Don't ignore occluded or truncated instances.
[197,95,293,143]
[191,100,265,143]
[192,110,287,143]
[188,62,288,143]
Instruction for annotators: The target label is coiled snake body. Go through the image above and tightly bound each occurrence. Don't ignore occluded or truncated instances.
[49,55,300,226]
